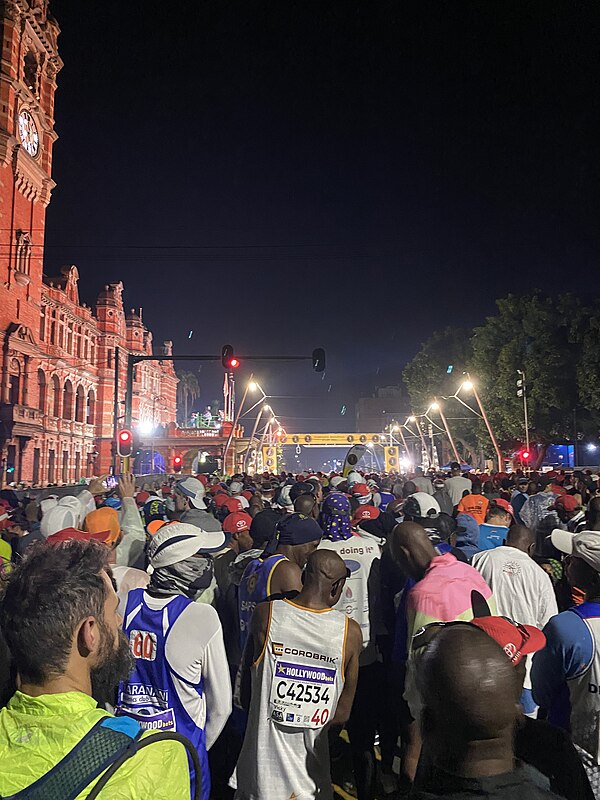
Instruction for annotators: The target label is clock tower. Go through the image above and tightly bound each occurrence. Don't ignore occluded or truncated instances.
[0,0,62,317]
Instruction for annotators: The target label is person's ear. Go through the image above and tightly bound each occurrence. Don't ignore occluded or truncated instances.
[77,616,100,658]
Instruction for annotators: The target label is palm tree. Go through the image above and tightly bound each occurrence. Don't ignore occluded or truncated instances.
[177,370,200,425]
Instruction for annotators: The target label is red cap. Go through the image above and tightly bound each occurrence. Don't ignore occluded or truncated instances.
[552,494,580,512]
[241,490,253,501]
[195,474,209,487]
[469,616,546,666]
[136,491,150,506]
[353,505,380,522]
[546,470,558,479]
[213,493,230,508]
[161,483,172,495]
[222,511,253,534]
[493,498,514,516]
[351,483,370,497]
[209,484,223,495]
[223,496,243,513]
[47,527,113,545]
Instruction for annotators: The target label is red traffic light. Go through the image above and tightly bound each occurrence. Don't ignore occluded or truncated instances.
[521,450,530,461]
[221,344,239,369]
[117,429,133,458]
[173,455,183,473]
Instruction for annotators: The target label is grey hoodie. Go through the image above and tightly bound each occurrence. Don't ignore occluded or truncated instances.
[180,506,223,532]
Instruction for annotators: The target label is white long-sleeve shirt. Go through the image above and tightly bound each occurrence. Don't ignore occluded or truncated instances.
[140,594,232,749]
[116,497,147,567]
[472,546,558,691]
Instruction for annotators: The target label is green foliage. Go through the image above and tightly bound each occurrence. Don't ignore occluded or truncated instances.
[176,370,200,424]
[403,292,600,455]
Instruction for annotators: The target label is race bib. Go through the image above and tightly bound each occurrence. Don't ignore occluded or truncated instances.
[120,707,176,732]
[269,660,336,729]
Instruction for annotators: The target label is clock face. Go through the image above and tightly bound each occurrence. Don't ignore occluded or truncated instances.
[18,110,39,157]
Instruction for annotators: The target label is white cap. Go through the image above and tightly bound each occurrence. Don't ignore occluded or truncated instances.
[148,522,227,568]
[175,477,206,510]
[41,502,82,538]
[229,480,243,495]
[403,492,441,519]
[551,529,600,572]
[330,476,345,488]
[346,471,363,486]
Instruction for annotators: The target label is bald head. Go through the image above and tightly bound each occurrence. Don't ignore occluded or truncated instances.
[390,522,437,581]
[505,524,534,552]
[304,549,347,585]
[294,494,317,517]
[587,496,600,530]
[301,549,349,608]
[419,625,520,754]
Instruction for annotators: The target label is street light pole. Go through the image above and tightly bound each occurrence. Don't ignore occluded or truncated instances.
[407,416,430,469]
[516,369,530,454]
[432,398,461,466]
[244,403,270,471]
[462,375,503,472]
[223,372,254,466]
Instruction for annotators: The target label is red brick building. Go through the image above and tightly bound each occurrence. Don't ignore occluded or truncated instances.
[0,1,177,485]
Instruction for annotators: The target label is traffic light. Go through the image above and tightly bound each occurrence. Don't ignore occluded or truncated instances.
[221,344,240,369]
[312,347,326,373]
[520,449,530,463]
[173,455,183,473]
[117,429,133,458]
[516,374,526,398]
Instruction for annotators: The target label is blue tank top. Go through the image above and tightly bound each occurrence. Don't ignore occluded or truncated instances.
[238,554,288,652]
[118,588,209,800]
[379,491,395,511]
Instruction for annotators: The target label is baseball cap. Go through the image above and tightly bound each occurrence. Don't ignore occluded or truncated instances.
[175,476,207,510]
[346,471,363,486]
[223,496,244,514]
[148,522,227,568]
[223,511,253,535]
[229,480,244,495]
[353,505,380,522]
[403,492,441,519]
[351,483,370,497]
[135,490,150,507]
[289,481,315,502]
[551,529,600,572]
[147,519,169,536]
[213,492,230,508]
[469,616,546,666]
[46,527,114,546]
[550,495,580,512]
[330,476,346,489]
[85,507,121,547]
[517,477,529,486]
[276,513,323,546]
[492,498,514,517]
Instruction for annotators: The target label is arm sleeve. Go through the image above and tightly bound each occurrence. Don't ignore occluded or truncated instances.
[115,497,147,567]
[201,621,233,749]
[531,611,593,730]
[537,571,559,629]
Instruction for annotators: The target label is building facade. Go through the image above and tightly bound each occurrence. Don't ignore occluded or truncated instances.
[0,1,177,485]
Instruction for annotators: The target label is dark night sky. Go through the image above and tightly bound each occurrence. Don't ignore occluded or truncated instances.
[46,1,600,433]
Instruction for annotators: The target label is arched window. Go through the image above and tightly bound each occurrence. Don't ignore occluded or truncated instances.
[51,375,60,417]
[37,369,46,412]
[86,389,96,426]
[74,384,85,423]
[9,359,21,405]
[63,380,73,421]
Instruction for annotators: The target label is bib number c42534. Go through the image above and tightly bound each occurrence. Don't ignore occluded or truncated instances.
[269,660,336,729]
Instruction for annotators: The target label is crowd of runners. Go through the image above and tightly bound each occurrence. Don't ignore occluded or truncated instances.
[1,462,600,799]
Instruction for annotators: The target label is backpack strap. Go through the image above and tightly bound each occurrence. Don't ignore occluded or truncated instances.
[4,716,142,800]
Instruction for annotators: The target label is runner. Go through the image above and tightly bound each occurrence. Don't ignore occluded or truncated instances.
[238,513,323,652]
[235,549,362,800]
[118,522,232,800]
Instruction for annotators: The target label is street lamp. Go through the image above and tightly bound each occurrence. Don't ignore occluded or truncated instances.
[429,398,461,466]
[458,375,503,471]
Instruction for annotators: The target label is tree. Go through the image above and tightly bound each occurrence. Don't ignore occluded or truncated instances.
[402,327,478,461]
[403,293,600,467]
[176,371,200,425]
